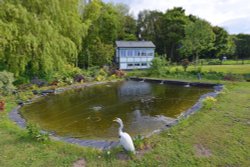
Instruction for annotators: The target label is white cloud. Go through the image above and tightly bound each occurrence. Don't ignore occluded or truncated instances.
[105,0,250,34]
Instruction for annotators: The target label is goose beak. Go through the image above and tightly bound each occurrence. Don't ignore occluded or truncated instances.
[113,117,118,122]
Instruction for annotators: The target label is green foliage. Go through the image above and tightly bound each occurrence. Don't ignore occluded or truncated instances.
[202,96,217,109]
[95,68,108,81]
[87,38,114,67]
[223,73,245,81]
[49,64,83,82]
[26,123,50,142]
[243,74,250,81]
[149,57,167,76]
[137,10,164,54]
[162,7,189,61]
[0,71,16,95]
[180,19,215,63]
[234,34,250,60]
[181,59,190,71]
[133,135,145,150]
[212,26,235,58]
[0,0,87,77]
[207,59,221,65]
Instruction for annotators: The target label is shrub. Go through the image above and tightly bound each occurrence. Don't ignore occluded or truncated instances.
[208,59,221,65]
[223,73,245,81]
[26,123,50,142]
[202,96,217,109]
[30,77,47,87]
[181,59,190,72]
[243,74,250,82]
[0,98,5,111]
[133,135,145,150]
[74,74,85,83]
[149,57,167,76]
[95,68,108,81]
[0,71,16,95]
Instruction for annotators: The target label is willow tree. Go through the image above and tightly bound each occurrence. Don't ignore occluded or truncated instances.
[0,0,87,78]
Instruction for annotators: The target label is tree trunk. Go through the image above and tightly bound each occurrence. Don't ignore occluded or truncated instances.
[170,43,175,63]
[195,52,199,66]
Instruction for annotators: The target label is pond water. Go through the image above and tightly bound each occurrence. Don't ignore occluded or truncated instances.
[21,80,213,140]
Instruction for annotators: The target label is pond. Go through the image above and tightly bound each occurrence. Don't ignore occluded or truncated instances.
[21,80,213,140]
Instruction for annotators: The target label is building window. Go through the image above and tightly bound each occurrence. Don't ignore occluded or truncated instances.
[148,51,154,56]
[141,51,146,56]
[127,63,134,67]
[141,63,147,66]
[135,50,140,56]
[127,50,133,56]
[120,50,126,57]
[135,63,140,66]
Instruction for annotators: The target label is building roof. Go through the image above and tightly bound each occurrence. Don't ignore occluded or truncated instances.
[116,41,155,48]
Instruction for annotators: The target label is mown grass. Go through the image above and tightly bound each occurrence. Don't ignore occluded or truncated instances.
[1,72,250,166]
[187,64,250,74]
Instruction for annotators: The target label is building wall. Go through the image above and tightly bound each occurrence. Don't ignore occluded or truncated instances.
[116,48,155,70]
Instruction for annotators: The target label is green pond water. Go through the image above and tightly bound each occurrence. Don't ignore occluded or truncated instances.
[21,80,213,140]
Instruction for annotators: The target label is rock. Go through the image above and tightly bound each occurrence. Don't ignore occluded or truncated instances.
[74,74,85,83]
[31,77,47,87]
[73,159,86,167]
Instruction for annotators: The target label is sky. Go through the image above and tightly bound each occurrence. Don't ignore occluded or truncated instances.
[103,0,250,34]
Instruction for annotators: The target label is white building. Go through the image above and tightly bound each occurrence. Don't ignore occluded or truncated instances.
[115,41,155,70]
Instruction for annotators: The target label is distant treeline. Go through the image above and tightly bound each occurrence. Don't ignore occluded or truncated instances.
[0,0,249,79]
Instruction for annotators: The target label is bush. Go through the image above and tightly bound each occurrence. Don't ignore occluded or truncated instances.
[223,73,245,81]
[207,59,221,65]
[0,71,16,95]
[49,64,84,83]
[202,96,217,109]
[95,68,108,81]
[181,59,190,72]
[26,123,50,142]
[243,74,250,82]
[149,57,167,76]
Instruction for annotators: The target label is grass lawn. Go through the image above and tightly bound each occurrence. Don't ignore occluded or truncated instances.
[189,64,250,74]
[171,64,250,75]
[1,74,250,166]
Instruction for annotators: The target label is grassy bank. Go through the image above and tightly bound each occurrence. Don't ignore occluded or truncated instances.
[1,79,250,166]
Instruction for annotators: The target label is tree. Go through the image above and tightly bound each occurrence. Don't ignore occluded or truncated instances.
[180,19,215,63]
[162,7,189,62]
[0,0,87,78]
[234,34,250,63]
[137,10,164,54]
[212,26,235,59]
[80,0,122,68]
[113,3,137,40]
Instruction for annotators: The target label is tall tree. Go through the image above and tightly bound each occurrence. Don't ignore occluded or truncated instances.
[234,34,250,62]
[137,10,164,54]
[180,19,215,63]
[212,26,235,59]
[162,7,189,62]
[0,0,87,77]
[80,0,122,68]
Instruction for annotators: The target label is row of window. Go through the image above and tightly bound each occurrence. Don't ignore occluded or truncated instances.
[127,63,148,67]
[119,50,154,57]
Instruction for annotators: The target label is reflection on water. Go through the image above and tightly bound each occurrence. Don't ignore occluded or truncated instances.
[21,81,213,140]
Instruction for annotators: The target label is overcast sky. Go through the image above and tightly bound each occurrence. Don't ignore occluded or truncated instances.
[103,0,250,34]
